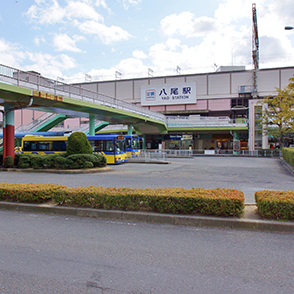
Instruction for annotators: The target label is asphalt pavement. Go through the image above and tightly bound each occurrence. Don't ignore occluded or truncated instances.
[0,156,293,204]
[0,156,293,233]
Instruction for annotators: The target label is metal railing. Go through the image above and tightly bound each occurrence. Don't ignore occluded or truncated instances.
[15,112,58,132]
[143,149,282,158]
[0,64,166,124]
[139,150,168,161]
[166,115,248,127]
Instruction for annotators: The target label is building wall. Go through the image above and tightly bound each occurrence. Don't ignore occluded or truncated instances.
[75,67,294,108]
[8,66,294,151]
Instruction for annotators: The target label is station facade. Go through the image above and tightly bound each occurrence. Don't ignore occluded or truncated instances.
[72,66,294,151]
[10,65,294,151]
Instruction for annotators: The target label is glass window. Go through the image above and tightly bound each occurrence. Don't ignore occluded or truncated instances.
[52,141,67,151]
[38,142,50,151]
[132,139,139,149]
[126,139,131,148]
[116,140,125,152]
[23,141,31,151]
[89,140,103,152]
[105,140,114,152]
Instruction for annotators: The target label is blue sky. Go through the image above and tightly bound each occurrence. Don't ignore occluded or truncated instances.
[1,0,294,83]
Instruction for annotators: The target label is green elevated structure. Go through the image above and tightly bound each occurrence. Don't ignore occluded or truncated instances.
[32,114,68,132]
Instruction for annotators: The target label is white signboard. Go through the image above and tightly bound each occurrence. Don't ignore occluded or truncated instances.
[141,82,196,106]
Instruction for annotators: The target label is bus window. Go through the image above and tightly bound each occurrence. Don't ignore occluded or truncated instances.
[89,140,103,152]
[23,141,37,151]
[38,142,50,151]
[105,140,114,152]
[116,140,125,152]
[132,139,140,149]
[52,141,67,151]
[23,141,31,151]
[126,138,131,148]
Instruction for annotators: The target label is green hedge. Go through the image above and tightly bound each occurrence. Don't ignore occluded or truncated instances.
[66,132,93,156]
[282,148,294,167]
[0,183,245,217]
[255,190,294,220]
[17,153,106,169]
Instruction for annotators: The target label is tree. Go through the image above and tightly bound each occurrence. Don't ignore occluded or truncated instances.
[260,75,294,147]
[66,132,93,156]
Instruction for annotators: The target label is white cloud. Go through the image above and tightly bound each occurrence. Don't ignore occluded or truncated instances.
[0,38,25,68]
[53,33,85,52]
[26,0,104,24]
[14,0,294,82]
[75,20,132,44]
[160,12,216,37]
[34,36,46,46]
[24,52,77,78]
[119,0,142,10]
[132,49,147,59]
[66,1,104,21]
[84,57,148,81]
[26,1,66,25]
[25,0,130,45]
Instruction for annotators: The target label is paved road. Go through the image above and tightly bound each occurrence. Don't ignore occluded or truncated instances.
[0,210,294,294]
[0,157,293,203]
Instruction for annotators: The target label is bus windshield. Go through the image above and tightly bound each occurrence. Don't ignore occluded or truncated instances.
[116,140,125,152]
[131,139,140,149]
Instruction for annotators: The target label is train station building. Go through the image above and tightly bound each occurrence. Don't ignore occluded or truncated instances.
[71,65,294,151]
[7,65,294,152]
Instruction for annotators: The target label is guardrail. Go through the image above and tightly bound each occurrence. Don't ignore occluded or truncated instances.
[144,149,282,158]
[166,116,248,127]
[140,150,168,161]
[15,112,57,132]
[0,64,166,124]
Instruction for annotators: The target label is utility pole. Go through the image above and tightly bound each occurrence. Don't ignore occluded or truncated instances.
[252,3,259,99]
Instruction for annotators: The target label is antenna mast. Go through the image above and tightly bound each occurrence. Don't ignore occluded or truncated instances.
[252,3,259,98]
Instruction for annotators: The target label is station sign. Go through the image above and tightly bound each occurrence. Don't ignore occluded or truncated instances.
[141,82,196,106]
[169,134,193,140]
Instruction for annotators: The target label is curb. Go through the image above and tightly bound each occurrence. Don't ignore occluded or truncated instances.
[127,159,171,164]
[0,202,293,234]
[0,166,112,174]
[280,157,294,175]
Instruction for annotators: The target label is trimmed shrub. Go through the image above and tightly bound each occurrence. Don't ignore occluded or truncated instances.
[255,190,294,220]
[66,154,105,169]
[0,183,67,203]
[18,155,31,169]
[282,148,294,167]
[53,156,68,169]
[4,156,14,168]
[0,183,245,217]
[14,154,21,167]
[93,153,107,167]
[66,132,93,156]
[55,186,244,217]
[30,155,45,169]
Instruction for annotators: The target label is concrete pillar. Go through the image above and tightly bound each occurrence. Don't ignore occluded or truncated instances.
[233,131,239,155]
[142,135,146,150]
[128,125,132,135]
[89,115,95,136]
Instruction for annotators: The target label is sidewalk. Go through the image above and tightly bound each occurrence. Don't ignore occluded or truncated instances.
[0,201,293,234]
